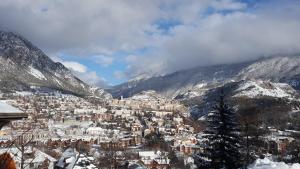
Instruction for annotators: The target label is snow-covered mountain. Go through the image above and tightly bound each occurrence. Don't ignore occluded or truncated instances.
[110,55,300,99]
[0,31,111,99]
[109,61,252,98]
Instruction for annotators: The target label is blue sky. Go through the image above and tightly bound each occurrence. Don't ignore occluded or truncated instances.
[58,53,128,85]
[1,0,300,87]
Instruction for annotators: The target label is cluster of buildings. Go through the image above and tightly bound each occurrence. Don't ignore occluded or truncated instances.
[0,90,299,168]
[261,128,300,158]
[0,91,200,168]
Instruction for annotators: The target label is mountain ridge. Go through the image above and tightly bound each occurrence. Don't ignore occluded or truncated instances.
[110,55,300,99]
[109,60,254,98]
[0,31,111,99]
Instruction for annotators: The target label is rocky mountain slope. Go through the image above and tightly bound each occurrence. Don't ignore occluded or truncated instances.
[0,31,111,99]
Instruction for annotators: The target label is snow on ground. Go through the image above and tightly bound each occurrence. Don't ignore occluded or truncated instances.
[15,91,33,96]
[248,158,300,169]
[234,80,295,99]
[28,66,47,80]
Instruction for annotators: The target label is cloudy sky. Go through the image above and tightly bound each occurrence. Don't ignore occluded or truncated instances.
[1,0,300,86]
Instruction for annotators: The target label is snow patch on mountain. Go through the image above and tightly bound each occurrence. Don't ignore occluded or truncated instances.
[53,78,62,86]
[233,80,296,99]
[129,74,153,82]
[28,66,46,80]
[131,90,166,101]
[195,83,207,89]
[178,83,208,99]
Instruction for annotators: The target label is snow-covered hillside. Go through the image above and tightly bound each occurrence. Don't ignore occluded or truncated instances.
[131,90,167,102]
[233,80,298,99]
[238,56,300,82]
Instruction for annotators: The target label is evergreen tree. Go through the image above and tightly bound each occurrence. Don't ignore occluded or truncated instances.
[196,91,242,169]
[168,150,179,166]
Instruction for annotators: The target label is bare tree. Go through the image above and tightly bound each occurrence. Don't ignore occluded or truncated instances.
[0,130,38,169]
[14,131,35,169]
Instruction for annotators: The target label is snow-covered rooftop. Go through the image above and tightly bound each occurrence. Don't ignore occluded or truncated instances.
[248,158,300,169]
[0,101,22,113]
[0,101,26,127]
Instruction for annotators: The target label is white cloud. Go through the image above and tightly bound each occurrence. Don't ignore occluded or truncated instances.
[211,0,247,11]
[125,1,300,77]
[0,0,236,55]
[114,71,126,80]
[125,55,139,63]
[50,56,87,73]
[51,56,107,87]
[60,61,87,73]
[75,71,107,87]
[93,55,114,67]
[1,0,300,82]
[0,0,162,54]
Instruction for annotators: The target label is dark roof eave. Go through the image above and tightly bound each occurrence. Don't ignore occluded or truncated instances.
[0,113,28,120]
